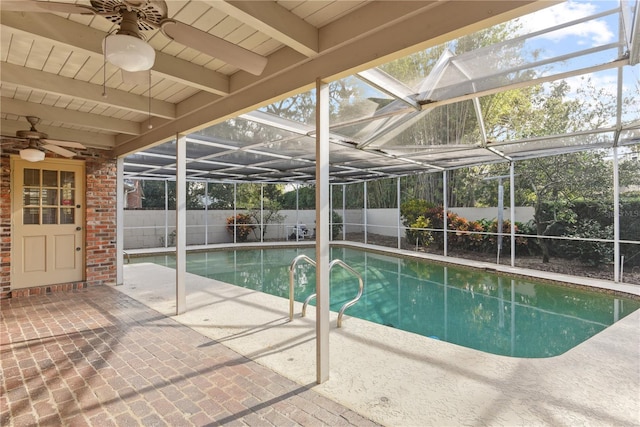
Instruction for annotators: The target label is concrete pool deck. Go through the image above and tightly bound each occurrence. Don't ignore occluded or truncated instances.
[122,242,640,426]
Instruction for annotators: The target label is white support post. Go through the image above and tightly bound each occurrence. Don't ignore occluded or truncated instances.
[204,181,209,245]
[116,157,124,285]
[233,183,237,244]
[330,184,333,242]
[342,184,346,241]
[261,184,264,243]
[363,181,368,245]
[397,177,401,249]
[613,146,620,282]
[164,180,168,248]
[510,162,516,267]
[315,78,331,384]
[176,134,187,315]
[443,170,448,257]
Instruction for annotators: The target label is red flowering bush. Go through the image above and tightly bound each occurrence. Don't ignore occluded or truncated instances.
[226,213,256,242]
[402,198,531,253]
[487,219,527,252]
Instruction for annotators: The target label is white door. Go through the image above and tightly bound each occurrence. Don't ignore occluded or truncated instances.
[11,157,85,289]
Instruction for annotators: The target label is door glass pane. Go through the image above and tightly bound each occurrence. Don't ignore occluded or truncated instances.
[24,169,40,186]
[60,208,75,224]
[23,188,40,206]
[23,208,39,224]
[61,171,75,187]
[61,189,74,206]
[42,189,58,206]
[42,208,57,224]
[43,170,58,187]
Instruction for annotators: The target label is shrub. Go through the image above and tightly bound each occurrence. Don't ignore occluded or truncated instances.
[485,219,530,254]
[226,213,256,242]
[561,220,613,267]
[409,215,434,247]
[400,199,434,245]
[465,220,485,251]
[332,210,343,239]
[421,206,471,249]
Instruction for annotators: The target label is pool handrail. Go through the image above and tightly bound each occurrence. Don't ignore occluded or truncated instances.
[331,259,364,328]
[301,293,316,318]
[288,254,316,321]
[298,258,364,328]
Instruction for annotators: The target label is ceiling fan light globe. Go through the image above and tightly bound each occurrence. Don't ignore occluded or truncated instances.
[103,34,155,72]
[20,147,45,162]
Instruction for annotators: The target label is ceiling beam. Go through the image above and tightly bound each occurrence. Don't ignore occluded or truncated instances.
[0,11,230,95]
[319,1,438,52]
[1,119,115,149]
[1,62,176,119]
[206,1,319,57]
[0,97,141,135]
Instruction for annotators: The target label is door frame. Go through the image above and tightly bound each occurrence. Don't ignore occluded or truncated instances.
[11,156,86,289]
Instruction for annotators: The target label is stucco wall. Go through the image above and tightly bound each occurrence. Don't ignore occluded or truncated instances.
[122,207,534,248]
[123,209,319,249]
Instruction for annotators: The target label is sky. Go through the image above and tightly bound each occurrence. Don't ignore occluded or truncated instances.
[518,1,618,45]
[515,1,638,125]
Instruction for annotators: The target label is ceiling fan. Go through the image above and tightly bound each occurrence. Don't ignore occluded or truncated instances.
[3,0,268,76]
[1,116,87,162]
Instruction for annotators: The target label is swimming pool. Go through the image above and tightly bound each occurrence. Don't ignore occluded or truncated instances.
[132,246,640,358]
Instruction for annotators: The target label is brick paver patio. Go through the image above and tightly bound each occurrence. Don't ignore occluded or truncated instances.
[0,286,378,426]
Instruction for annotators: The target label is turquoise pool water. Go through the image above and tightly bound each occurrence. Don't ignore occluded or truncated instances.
[132,247,640,358]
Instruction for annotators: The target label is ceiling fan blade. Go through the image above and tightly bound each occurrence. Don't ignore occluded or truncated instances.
[0,134,25,141]
[160,20,268,76]
[42,144,76,158]
[1,1,97,15]
[43,139,86,150]
[41,138,87,150]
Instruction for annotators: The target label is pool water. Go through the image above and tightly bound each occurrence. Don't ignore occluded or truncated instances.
[132,247,640,358]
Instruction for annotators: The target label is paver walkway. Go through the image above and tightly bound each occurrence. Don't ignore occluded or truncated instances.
[0,286,378,426]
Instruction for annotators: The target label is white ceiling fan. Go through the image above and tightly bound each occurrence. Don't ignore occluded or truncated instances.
[3,0,268,76]
[1,116,87,162]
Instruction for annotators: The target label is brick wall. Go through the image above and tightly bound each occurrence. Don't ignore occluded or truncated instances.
[0,155,11,298]
[85,156,117,287]
[0,146,117,298]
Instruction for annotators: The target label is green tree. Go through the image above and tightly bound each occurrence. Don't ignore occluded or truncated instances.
[503,78,618,262]
[278,185,315,209]
[186,182,205,210]
[516,151,612,262]
[376,21,534,208]
[366,178,398,208]
[235,183,285,239]
[141,180,175,209]
[206,183,235,209]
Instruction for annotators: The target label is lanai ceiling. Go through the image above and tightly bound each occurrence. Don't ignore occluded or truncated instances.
[1,1,548,156]
[1,1,638,184]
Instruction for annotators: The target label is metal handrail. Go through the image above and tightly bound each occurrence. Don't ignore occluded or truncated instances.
[300,259,364,328]
[301,292,316,318]
[288,254,316,320]
[331,260,364,328]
